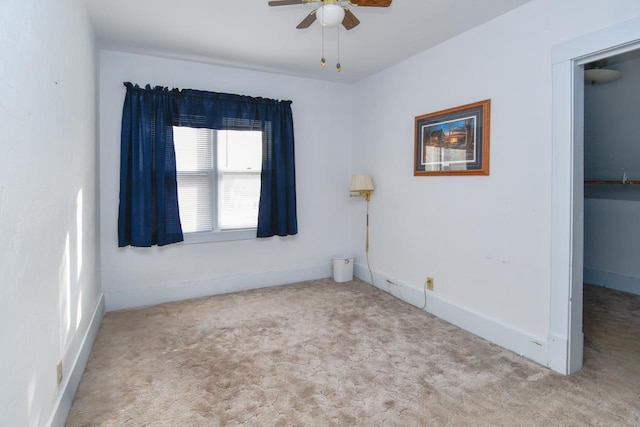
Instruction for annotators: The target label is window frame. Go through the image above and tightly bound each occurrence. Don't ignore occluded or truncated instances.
[181,227,256,244]
[174,127,262,244]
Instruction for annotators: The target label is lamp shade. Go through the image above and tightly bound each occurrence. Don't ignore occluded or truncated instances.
[350,174,374,192]
[584,68,621,85]
[317,4,345,27]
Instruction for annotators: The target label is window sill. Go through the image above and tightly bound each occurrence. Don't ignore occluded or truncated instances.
[181,228,257,245]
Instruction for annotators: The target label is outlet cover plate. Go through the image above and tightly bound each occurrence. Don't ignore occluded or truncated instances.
[426,277,434,291]
[57,361,63,385]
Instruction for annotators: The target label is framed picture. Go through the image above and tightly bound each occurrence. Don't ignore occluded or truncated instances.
[414,99,490,176]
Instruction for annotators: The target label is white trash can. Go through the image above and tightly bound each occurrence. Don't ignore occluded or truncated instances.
[333,256,354,282]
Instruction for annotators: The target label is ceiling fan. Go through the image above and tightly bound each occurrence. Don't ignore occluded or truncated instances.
[268,0,392,31]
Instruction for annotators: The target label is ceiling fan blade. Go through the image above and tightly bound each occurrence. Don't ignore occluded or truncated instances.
[296,10,317,29]
[349,0,392,6]
[342,8,360,30]
[268,0,304,6]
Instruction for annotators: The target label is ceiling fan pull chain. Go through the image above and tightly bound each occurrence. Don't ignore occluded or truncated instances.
[336,26,341,72]
[320,22,326,67]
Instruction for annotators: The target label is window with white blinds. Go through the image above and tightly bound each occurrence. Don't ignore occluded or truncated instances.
[173,126,262,235]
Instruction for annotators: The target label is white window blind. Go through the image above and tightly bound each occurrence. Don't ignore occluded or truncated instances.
[173,126,262,234]
[218,130,262,230]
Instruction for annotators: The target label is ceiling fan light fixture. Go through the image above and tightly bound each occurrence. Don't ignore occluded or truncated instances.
[317,4,345,27]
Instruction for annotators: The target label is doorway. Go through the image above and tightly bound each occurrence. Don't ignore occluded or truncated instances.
[550,18,640,374]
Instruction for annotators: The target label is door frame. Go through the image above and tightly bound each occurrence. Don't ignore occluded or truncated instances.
[549,18,640,374]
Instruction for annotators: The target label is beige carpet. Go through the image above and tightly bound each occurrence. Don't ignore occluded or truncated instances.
[67,279,640,426]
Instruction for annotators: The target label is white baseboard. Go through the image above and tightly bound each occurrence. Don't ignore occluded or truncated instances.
[546,332,569,374]
[354,263,549,369]
[105,264,332,312]
[584,268,640,296]
[355,264,427,308]
[47,294,105,427]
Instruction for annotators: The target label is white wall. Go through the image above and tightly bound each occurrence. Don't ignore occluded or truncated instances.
[99,51,353,310]
[584,198,640,295]
[0,0,101,425]
[585,54,640,181]
[350,0,640,367]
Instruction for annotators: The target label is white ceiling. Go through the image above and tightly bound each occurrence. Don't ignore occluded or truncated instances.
[83,0,532,83]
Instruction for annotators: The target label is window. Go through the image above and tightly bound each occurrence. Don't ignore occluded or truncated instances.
[173,126,262,241]
[118,84,296,248]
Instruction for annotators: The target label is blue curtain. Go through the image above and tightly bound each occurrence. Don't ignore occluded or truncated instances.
[256,102,297,238]
[118,83,297,246]
[172,89,298,238]
[118,83,183,247]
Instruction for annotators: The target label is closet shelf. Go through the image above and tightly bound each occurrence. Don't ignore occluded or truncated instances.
[585,180,640,185]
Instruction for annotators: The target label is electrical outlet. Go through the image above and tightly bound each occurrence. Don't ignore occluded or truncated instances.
[56,361,63,385]
[426,277,434,291]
